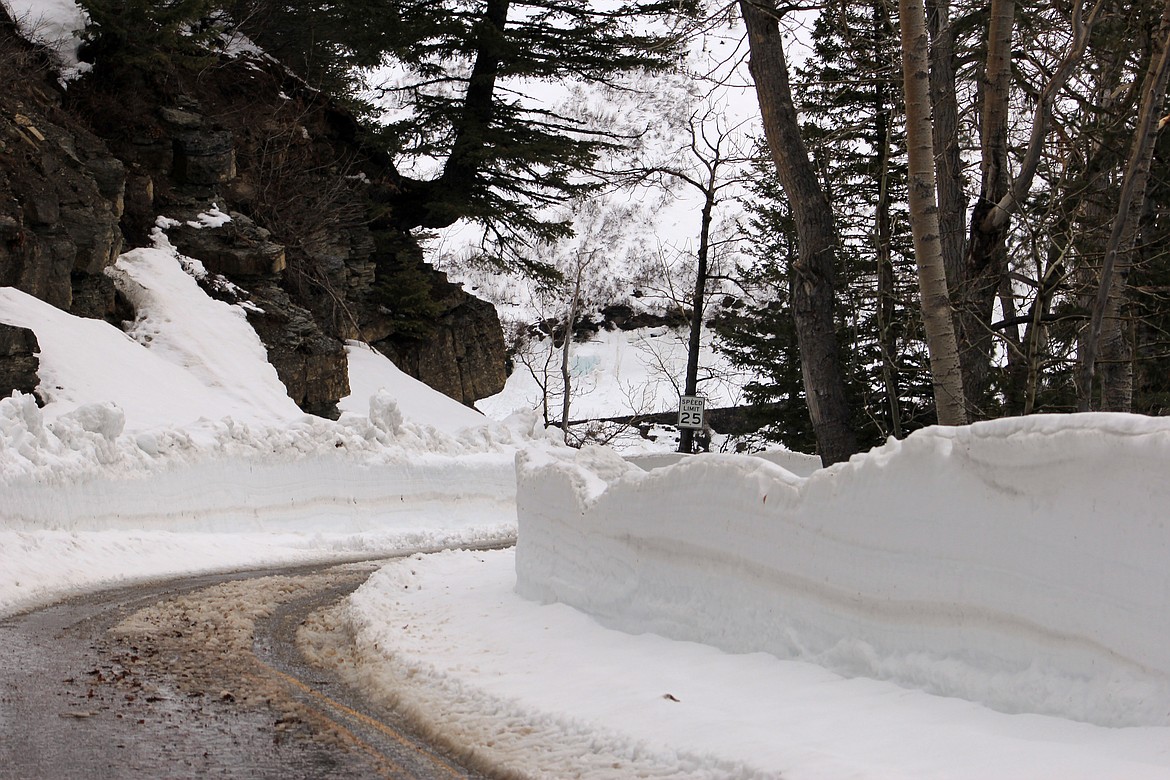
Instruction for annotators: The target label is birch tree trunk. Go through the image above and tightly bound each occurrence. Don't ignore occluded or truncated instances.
[739,0,859,464]
[898,0,968,425]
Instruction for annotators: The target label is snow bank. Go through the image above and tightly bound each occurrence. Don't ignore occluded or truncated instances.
[0,243,546,536]
[0,388,532,531]
[333,547,1170,780]
[0,245,532,615]
[515,415,1170,727]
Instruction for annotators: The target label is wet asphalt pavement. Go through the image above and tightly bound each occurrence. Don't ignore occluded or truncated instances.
[0,559,490,779]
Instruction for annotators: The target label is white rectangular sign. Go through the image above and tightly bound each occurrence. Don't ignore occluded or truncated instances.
[678,395,705,430]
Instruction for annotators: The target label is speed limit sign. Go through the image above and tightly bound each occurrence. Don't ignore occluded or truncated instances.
[677,395,705,430]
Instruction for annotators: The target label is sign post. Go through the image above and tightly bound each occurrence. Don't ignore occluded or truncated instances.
[677,395,705,430]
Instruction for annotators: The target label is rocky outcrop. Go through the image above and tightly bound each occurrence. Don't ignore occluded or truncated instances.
[86,54,506,415]
[0,15,129,403]
[376,281,508,405]
[0,323,38,398]
[0,29,124,319]
[238,281,349,418]
[167,212,286,277]
[0,8,507,414]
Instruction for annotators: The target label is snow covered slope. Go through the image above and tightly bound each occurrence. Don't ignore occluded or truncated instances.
[0,245,527,614]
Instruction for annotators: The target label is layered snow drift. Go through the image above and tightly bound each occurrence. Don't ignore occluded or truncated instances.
[516,415,1170,727]
[0,420,514,534]
[0,386,524,532]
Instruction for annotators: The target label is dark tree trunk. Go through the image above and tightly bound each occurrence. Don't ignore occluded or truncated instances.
[678,189,715,454]
[391,0,511,231]
[740,0,859,465]
[924,0,968,292]
[874,0,903,438]
[1079,0,1170,410]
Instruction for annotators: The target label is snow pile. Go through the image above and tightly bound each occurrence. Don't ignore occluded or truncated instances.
[340,340,488,434]
[0,527,515,619]
[108,245,305,424]
[0,287,259,433]
[515,416,1170,727]
[0,245,538,533]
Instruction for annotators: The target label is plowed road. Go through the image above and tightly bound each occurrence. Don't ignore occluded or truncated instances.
[0,555,493,779]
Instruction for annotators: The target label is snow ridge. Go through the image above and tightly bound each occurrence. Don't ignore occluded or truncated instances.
[515,420,1170,727]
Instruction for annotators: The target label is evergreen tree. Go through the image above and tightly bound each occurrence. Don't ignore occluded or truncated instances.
[715,156,819,453]
[77,0,222,76]
[226,0,404,94]
[235,0,699,259]
[718,142,934,453]
[721,1,935,451]
[793,0,932,438]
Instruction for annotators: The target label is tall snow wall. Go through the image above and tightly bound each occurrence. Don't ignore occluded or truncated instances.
[515,414,1170,727]
[0,392,518,532]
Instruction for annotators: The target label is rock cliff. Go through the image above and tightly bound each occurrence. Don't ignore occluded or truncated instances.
[0,9,507,416]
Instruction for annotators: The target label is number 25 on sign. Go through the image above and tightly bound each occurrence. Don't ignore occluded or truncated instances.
[678,395,705,430]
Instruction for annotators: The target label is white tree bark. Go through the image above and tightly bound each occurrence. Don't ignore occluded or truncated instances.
[898,0,968,425]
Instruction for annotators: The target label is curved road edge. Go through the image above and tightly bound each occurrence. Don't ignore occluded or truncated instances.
[0,544,510,780]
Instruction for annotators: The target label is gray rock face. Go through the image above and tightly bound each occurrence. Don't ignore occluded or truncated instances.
[240,281,349,419]
[173,130,236,186]
[1,13,508,417]
[376,291,508,406]
[0,108,124,312]
[168,212,287,277]
[0,324,39,399]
